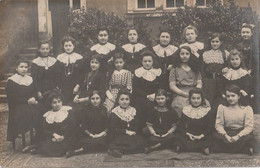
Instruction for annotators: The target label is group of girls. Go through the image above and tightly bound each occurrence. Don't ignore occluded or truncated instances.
[6,23,257,158]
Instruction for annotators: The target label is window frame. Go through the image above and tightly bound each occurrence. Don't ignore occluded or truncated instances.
[136,0,156,11]
[163,0,186,9]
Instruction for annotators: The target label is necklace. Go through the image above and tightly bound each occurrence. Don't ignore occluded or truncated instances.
[85,71,98,91]
[64,55,74,76]
[40,57,49,70]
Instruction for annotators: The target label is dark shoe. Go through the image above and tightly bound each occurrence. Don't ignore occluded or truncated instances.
[202,147,210,155]
[66,150,75,158]
[176,145,181,153]
[108,149,122,158]
[144,147,152,154]
[248,147,254,156]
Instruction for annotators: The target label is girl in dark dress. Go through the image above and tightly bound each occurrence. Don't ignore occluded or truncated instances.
[132,50,162,127]
[152,28,178,92]
[145,89,179,154]
[90,27,116,73]
[121,28,146,73]
[6,59,43,149]
[31,40,60,105]
[66,90,108,158]
[56,36,85,104]
[175,88,213,155]
[35,90,77,157]
[108,89,145,158]
[212,84,255,155]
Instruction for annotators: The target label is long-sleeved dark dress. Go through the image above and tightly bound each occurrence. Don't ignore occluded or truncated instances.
[37,106,77,157]
[132,67,162,126]
[146,106,179,146]
[175,105,213,152]
[120,43,146,73]
[31,56,60,103]
[108,106,145,154]
[6,74,43,141]
[77,105,108,151]
[56,52,85,104]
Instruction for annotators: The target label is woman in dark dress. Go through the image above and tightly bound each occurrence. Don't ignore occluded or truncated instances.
[56,36,85,104]
[145,89,179,154]
[121,27,146,73]
[132,50,162,127]
[66,90,108,158]
[35,90,78,157]
[31,40,60,105]
[175,88,213,155]
[6,58,43,150]
[108,89,145,158]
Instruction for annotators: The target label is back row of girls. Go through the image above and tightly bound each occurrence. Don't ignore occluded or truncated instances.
[6,23,257,157]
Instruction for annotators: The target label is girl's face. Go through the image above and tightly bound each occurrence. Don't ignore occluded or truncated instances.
[97,30,108,44]
[241,27,252,40]
[142,56,153,70]
[211,37,221,50]
[180,48,190,63]
[114,58,125,71]
[118,94,130,109]
[190,93,202,107]
[156,95,167,107]
[64,41,75,54]
[90,59,100,71]
[128,29,138,44]
[39,43,50,57]
[160,32,171,46]
[230,55,241,68]
[226,90,239,105]
[16,62,28,76]
[90,93,101,107]
[185,29,197,43]
[52,98,62,111]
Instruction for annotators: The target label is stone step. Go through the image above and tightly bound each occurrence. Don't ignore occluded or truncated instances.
[21,47,38,55]
[0,95,7,103]
[17,53,37,60]
[0,80,7,87]
[0,87,6,95]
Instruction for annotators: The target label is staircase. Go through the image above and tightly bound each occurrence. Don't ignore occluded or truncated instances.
[0,47,38,103]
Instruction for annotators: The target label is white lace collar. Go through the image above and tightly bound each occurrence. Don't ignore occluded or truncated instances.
[112,106,136,123]
[90,42,116,55]
[135,67,162,82]
[223,68,249,80]
[182,105,210,119]
[32,56,57,68]
[57,52,83,65]
[153,44,178,58]
[180,41,204,58]
[122,43,146,53]
[154,106,168,112]
[202,49,226,64]
[113,69,128,75]
[8,73,33,86]
[43,106,71,124]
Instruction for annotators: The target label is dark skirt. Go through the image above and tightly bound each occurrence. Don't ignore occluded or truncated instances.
[202,78,217,105]
[175,132,212,152]
[109,134,145,154]
[147,134,175,147]
[211,128,255,153]
[77,135,107,151]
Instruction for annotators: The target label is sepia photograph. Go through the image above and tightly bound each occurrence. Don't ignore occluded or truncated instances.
[0,0,259,167]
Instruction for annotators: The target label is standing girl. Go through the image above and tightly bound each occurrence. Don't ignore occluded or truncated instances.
[6,58,43,149]
[90,27,116,72]
[121,28,146,73]
[145,89,179,154]
[169,46,202,118]
[133,50,162,126]
[104,53,132,113]
[31,40,60,104]
[180,25,204,60]
[56,36,85,104]
[175,88,213,155]
[201,33,229,104]
[66,90,108,158]
[108,89,145,158]
[212,84,255,155]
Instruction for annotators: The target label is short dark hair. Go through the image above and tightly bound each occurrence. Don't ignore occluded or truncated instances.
[46,89,64,109]
[15,58,29,68]
[188,88,207,107]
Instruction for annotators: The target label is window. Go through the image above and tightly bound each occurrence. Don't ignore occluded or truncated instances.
[73,0,80,9]
[196,0,206,6]
[137,0,155,8]
[166,0,185,8]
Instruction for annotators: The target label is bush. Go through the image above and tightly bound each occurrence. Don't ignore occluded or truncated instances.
[68,8,152,54]
[161,0,258,50]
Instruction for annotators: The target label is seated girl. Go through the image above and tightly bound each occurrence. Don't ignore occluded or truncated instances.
[175,88,213,155]
[212,84,255,155]
[145,89,179,154]
[66,90,108,158]
[108,89,145,158]
[6,58,43,150]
